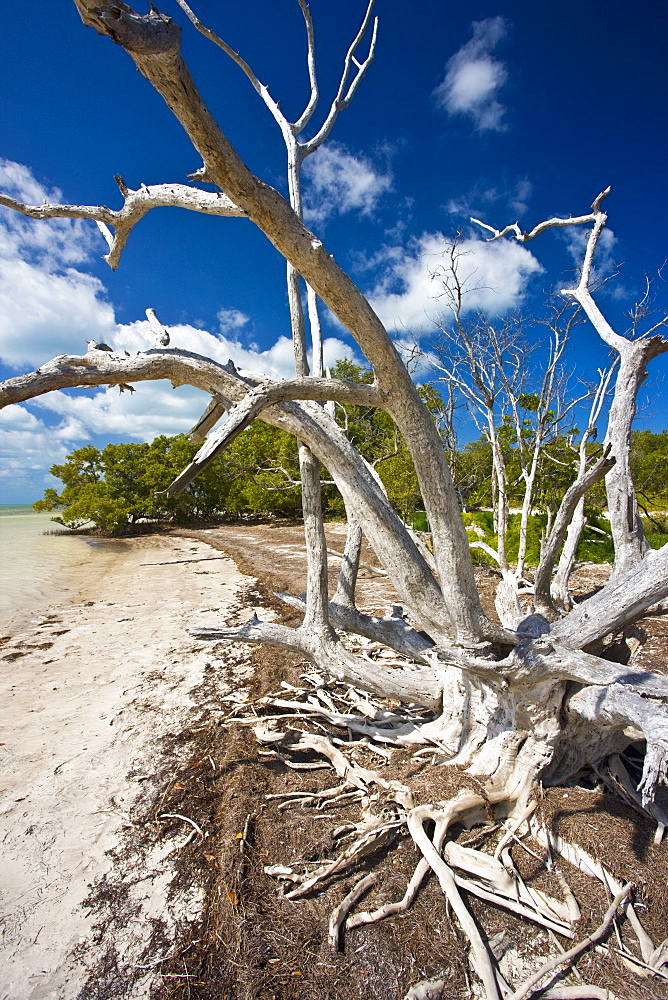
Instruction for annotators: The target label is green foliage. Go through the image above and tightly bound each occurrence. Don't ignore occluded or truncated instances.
[34,360,668,553]
[456,439,493,508]
[412,511,430,532]
[217,420,303,516]
[516,393,540,413]
[452,426,668,523]
[461,510,497,564]
[631,429,668,511]
[329,358,441,522]
[505,513,547,565]
[463,510,495,534]
[574,514,615,563]
[459,509,617,567]
[34,427,306,532]
[641,514,668,550]
[461,511,549,567]
[35,437,202,531]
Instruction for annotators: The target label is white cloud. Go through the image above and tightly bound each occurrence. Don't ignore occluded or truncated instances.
[0,159,115,368]
[0,159,101,266]
[0,161,353,377]
[368,233,542,334]
[217,307,249,334]
[0,403,41,432]
[32,382,208,441]
[434,17,509,133]
[0,257,116,367]
[303,143,392,225]
[0,420,70,486]
[0,383,213,500]
[110,318,351,383]
[0,161,361,497]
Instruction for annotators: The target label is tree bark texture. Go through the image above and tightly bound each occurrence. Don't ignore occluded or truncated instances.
[1,2,667,815]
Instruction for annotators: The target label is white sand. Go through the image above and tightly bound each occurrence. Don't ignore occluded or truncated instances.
[0,533,258,1000]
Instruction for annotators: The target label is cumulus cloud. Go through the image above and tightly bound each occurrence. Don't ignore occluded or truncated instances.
[0,403,43,433]
[0,159,102,266]
[111,318,351,383]
[0,160,358,497]
[39,382,203,437]
[434,17,510,132]
[217,307,250,334]
[303,143,392,225]
[0,159,115,368]
[0,257,116,368]
[368,233,542,334]
[0,406,72,491]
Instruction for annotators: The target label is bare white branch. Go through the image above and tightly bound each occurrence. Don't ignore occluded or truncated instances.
[302,1,378,153]
[173,0,291,139]
[293,0,319,134]
[0,182,245,270]
[470,188,610,244]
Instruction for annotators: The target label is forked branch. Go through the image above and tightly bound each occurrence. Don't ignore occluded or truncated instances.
[0,181,245,270]
[173,0,377,151]
[533,445,616,614]
[156,376,380,498]
[303,0,378,152]
[471,187,611,244]
[293,0,319,133]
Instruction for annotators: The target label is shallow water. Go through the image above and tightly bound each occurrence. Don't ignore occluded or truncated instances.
[0,506,125,632]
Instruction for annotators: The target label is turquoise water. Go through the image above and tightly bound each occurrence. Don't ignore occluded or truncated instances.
[0,505,118,632]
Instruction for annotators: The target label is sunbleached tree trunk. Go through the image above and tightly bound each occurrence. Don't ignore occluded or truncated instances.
[2,12,668,986]
[541,365,616,612]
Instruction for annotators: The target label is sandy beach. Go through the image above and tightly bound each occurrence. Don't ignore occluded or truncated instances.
[0,532,260,1000]
[2,523,667,1000]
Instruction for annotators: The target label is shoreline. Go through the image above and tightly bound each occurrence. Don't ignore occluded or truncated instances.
[0,506,140,637]
[2,523,667,999]
[0,530,260,1000]
[1,535,134,637]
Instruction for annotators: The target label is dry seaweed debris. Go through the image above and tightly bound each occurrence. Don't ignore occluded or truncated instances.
[147,530,668,1000]
[187,662,666,1000]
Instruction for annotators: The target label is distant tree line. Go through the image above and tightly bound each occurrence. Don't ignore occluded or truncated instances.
[34,362,668,562]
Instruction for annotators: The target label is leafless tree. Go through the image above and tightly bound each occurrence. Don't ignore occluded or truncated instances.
[428,256,609,620]
[474,191,668,577]
[2,5,668,995]
[428,242,527,575]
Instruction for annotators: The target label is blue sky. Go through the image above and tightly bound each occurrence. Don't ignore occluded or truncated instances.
[1,0,666,502]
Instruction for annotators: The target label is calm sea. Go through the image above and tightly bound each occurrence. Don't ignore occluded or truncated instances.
[0,505,125,632]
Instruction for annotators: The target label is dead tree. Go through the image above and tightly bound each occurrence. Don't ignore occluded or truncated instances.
[534,364,617,615]
[2,5,668,995]
[473,190,668,578]
[429,264,604,620]
[428,243,526,576]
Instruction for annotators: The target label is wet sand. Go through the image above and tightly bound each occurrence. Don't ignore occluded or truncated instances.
[0,510,119,634]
